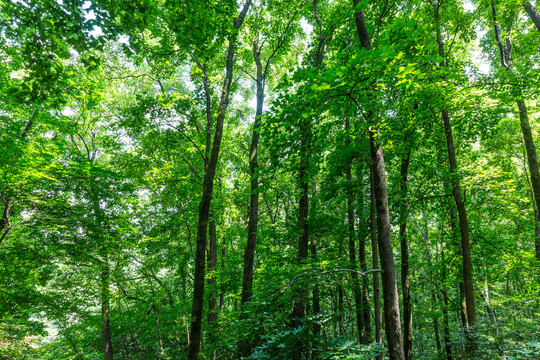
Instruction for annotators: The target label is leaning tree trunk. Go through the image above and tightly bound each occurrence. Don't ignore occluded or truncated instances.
[490,0,540,261]
[517,100,540,260]
[186,2,252,359]
[524,1,540,32]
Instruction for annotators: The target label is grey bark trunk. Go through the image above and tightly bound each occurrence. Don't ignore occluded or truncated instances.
[370,128,405,360]
[524,1,540,32]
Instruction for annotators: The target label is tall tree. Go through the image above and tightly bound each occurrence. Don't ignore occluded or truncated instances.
[187,2,252,358]
[425,0,477,344]
[352,1,405,359]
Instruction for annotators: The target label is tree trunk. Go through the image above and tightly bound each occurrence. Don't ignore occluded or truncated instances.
[347,167,364,342]
[291,6,332,355]
[517,100,540,260]
[432,293,442,353]
[101,258,113,360]
[431,1,477,345]
[358,193,371,344]
[241,40,264,307]
[370,128,406,360]
[441,249,453,360]
[441,109,477,335]
[352,1,404,358]
[371,166,383,360]
[208,219,218,323]
[524,1,540,32]
[186,3,252,359]
[291,116,310,360]
[490,1,540,261]
[310,181,321,335]
[399,150,412,360]
[346,120,369,344]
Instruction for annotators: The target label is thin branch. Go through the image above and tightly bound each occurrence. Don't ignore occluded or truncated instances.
[108,74,167,96]
[166,124,205,162]
[238,65,256,81]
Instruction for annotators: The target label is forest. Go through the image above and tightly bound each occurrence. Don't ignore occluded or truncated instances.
[1,0,540,359]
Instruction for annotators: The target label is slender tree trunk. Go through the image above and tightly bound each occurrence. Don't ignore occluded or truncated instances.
[517,100,540,260]
[442,110,476,334]
[441,249,453,360]
[358,190,371,344]
[352,1,404,358]
[371,167,383,360]
[346,120,369,344]
[291,7,332,357]
[149,279,165,358]
[360,239,371,344]
[347,168,364,342]
[291,116,310,360]
[524,1,540,32]
[490,1,540,260]
[432,293,442,353]
[186,3,252,359]
[310,181,321,335]
[220,238,225,309]
[431,2,477,346]
[208,219,218,323]
[241,40,264,307]
[101,258,113,360]
[400,150,412,360]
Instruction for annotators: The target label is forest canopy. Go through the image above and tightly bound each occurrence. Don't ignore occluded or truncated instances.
[1,0,540,359]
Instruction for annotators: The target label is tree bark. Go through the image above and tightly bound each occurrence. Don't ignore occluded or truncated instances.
[186,2,252,359]
[524,1,540,32]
